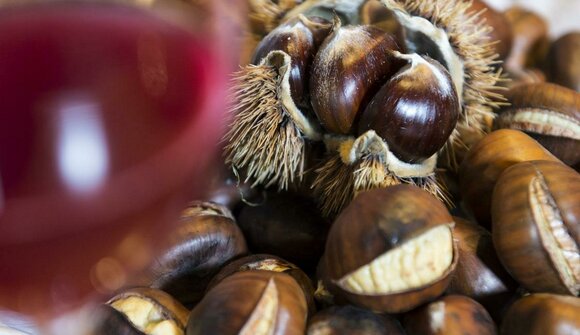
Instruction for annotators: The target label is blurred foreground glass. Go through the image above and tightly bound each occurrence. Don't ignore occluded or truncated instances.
[0,0,245,323]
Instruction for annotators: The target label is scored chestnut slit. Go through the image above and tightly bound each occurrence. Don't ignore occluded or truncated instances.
[320,185,457,313]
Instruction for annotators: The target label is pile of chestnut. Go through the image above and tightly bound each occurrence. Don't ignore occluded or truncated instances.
[91,1,579,334]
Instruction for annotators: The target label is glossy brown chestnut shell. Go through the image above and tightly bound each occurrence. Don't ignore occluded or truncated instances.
[358,53,459,163]
[186,270,308,335]
[402,295,497,335]
[546,32,580,92]
[467,0,513,61]
[310,20,403,135]
[492,160,580,296]
[322,185,457,313]
[307,305,405,335]
[149,201,248,308]
[504,6,549,71]
[459,129,559,228]
[500,293,580,335]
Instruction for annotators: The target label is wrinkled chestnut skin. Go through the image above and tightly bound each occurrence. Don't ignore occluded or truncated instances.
[237,192,329,272]
[492,160,580,295]
[546,32,580,92]
[307,305,405,335]
[310,23,403,135]
[150,202,248,308]
[358,55,459,163]
[251,15,331,108]
[322,185,457,313]
[504,6,549,71]
[187,271,307,335]
[468,0,512,61]
[207,254,316,316]
[459,129,559,228]
[446,217,517,321]
[403,295,497,335]
[501,294,580,335]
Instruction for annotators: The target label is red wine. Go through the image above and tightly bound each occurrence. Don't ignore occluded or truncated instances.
[0,2,227,317]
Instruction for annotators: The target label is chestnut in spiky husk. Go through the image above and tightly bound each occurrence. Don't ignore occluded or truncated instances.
[321,185,457,313]
[93,288,189,335]
[492,160,580,296]
[466,0,512,61]
[500,293,580,335]
[186,271,307,335]
[307,305,405,335]
[402,295,497,335]
[309,19,403,135]
[149,201,248,308]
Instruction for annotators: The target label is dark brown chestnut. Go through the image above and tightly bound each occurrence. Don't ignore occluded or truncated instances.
[321,185,457,313]
[546,32,580,92]
[307,305,405,335]
[186,271,307,335]
[446,217,518,321]
[207,254,316,316]
[492,160,580,296]
[93,287,189,335]
[504,6,549,71]
[501,293,580,335]
[402,295,496,335]
[237,191,329,272]
[358,53,459,163]
[467,0,513,61]
[252,15,332,108]
[149,201,248,308]
[310,19,403,135]
[493,83,580,169]
[459,129,560,228]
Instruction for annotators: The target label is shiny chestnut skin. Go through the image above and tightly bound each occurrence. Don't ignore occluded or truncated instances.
[504,6,549,71]
[251,15,331,108]
[492,160,580,296]
[358,54,459,163]
[468,0,512,61]
[307,305,405,335]
[402,295,496,335]
[207,254,316,316]
[459,129,559,228]
[322,185,457,313]
[186,270,307,335]
[501,294,580,335]
[546,32,580,92]
[493,83,580,169]
[310,21,403,135]
[150,201,248,308]
[446,217,518,321]
[94,287,189,335]
[237,191,329,272]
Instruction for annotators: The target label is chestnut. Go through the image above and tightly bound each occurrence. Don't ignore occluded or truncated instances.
[546,32,580,92]
[149,201,248,308]
[307,305,405,335]
[93,287,189,335]
[492,160,580,296]
[309,19,403,135]
[493,83,580,169]
[446,217,518,321]
[321,185,457,313]
[358,53,459,163]
[459,129,559,228]
[207,254,316,316]
[402,295,496,335]
[467,0,513,61]
[503,6,549,71]
[359,0,404,40]
[500,293,580,335]
[186,271,307,335]
[236,191,330,272]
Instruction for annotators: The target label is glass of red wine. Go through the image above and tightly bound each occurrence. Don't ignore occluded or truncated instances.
[0,0,245,326]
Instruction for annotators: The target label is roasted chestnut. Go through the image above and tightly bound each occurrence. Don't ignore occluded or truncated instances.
[93,287,189,335]
[149,201,248,308]
[310,19,403,135]
[321,185,457,313]
[186,271,307,335]
[459,129,559,228]
[402,295,496,335]
[493,83,580,169]
[307,305,405,335]
[546,32,580,92]
[446,217,518,320]
[492,160,580,296]
[500,293,580,335]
